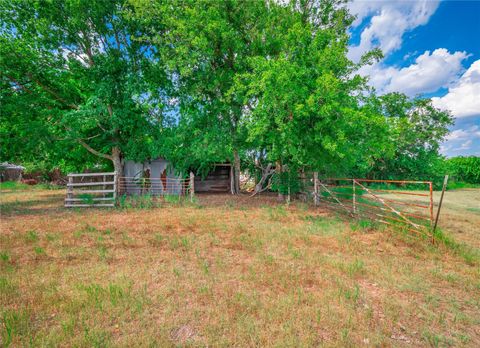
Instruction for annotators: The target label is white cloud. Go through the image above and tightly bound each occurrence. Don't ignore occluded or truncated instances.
[432,60,480,118]
[445,125,480,141]
[387,49,468,94]
[349,1,479,122]
[441,124,480,156]
[458,139,472,150]
[348,1,466,98]
[357,48,469,96]
[348,0,440,62]
[59,47,90,67]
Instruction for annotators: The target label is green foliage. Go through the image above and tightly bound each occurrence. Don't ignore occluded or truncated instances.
[1,309,32,347]
[78,194,95,205]
[444,156,480,184]
[364,93,454,182]
[0,182,30,191]
[242,1,389,176]
[121,195,151,209]
[271,171,305,196]
[25,231,39,243]
[118,194,130,209]
[0,0,170,174]
[117,194,190,209]
[0,0,463,189]
[33,246,46,256]
[163,194,181,204]
[0,181,62,191]
[0,251,10,263]
[446,181,480,190]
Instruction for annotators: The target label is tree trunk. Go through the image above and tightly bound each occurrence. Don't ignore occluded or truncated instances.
[111,146,123,194]
[251,163,273,196]
[299,167,306,202]
[232,149,241,194]
[276,160,285,202]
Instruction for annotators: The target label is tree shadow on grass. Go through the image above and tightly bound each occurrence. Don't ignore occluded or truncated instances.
[0,192,67,217]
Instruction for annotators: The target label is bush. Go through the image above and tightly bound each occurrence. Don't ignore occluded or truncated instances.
[445,156,480,184]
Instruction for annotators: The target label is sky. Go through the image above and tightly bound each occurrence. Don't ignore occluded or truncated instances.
[347,0,480,157]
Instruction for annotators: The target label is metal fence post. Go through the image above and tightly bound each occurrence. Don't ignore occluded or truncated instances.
[429,182,434,229]
[113,172,117,204]
[432,175,449,243]
[313,172,319,206]
[189,172,195,202]
[103,174,106,199]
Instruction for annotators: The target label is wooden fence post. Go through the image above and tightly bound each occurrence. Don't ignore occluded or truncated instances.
[230,165,235,195]
[313,172,319,206]
[429,182,434,230]
[189,172,195,202]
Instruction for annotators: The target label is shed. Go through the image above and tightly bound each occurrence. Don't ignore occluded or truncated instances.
[0,162,25,182]
[122,159,233,194]
[122,158,184,195]
[194,163,232,193]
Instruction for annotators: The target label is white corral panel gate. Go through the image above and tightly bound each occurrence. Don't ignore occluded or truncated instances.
[65,172,116,208]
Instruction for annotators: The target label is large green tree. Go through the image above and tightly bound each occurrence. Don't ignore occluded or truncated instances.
[132,0,272,193]
[243,0,389,192]
[0,0,169,176]
[0,0,456,191]
[0,76,98,174]
[365,92,454,180]
[134,0,389,194]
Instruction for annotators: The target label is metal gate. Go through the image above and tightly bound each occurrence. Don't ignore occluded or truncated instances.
[65,172,116,208]
[312,178,435,241]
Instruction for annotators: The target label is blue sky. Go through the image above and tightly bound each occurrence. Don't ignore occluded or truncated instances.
[347,0,480,157]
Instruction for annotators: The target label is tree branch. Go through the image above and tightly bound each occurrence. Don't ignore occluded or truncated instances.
[25,73,79,110]
[77,139,112,160]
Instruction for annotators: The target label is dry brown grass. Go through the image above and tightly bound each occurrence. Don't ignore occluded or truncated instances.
[382,189,480,249]
[432,189,480,249]
[1,188,479,347]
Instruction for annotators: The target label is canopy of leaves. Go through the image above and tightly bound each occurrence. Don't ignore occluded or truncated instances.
[132,0,274,175]
[365,92,454,181]
[241,1,390,176]
[0,0,459,187]
[0,0,170,173]
[445,156,480,184]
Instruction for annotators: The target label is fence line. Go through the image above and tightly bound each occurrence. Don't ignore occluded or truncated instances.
[63,170,437,241]
[117,176,192,196]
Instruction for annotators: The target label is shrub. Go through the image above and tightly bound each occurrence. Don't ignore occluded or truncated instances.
[445,156,480,184]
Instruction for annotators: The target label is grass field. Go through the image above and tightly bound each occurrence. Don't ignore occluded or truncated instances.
[1,186,479,347]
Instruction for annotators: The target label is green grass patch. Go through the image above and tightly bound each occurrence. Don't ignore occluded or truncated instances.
[434,228,480,265]
[0,309,33,347]
[0,181,63,191]
[446,181,480,190]
[25,230,39,243]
